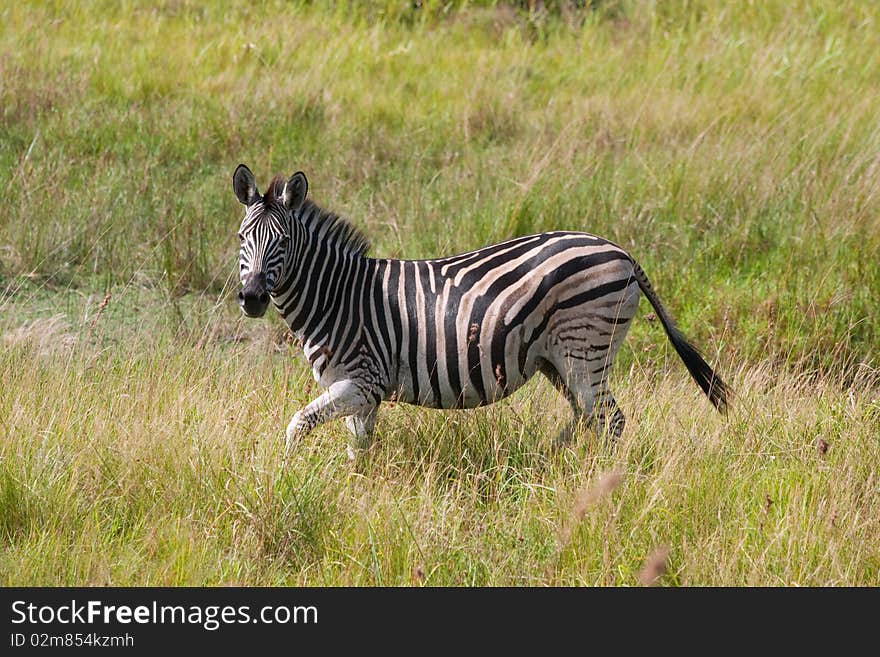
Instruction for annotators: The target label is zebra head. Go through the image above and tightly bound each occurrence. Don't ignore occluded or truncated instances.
[232,164,308,318]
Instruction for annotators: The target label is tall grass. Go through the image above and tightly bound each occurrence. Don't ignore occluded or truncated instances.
[2,0,879,369]
[0,292,877,585]
[1,1,878,584]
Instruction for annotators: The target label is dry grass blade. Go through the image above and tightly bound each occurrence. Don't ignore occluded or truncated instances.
[3,315,76,355]
[87,292,112,339]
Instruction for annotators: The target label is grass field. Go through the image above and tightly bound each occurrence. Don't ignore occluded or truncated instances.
[1,1,878,585]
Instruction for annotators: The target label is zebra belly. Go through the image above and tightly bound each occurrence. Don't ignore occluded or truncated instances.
[388,371,530,409]
[388,320,538,409]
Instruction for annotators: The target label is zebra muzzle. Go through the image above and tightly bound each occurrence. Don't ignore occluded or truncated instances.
[239,276,270,318]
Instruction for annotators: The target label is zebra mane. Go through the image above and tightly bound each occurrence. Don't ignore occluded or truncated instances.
[263,174,287,205]
[295,199,370,257]
[260,175,369,257]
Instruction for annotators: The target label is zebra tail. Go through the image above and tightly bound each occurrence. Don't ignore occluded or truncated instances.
[631,261,731,414]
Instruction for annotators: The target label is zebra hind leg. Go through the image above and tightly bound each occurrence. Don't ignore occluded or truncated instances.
[537,358,594,447]
[551,375,626,443]
[560,363,627,442]
[539,357,626,444]
[593,387,625,441]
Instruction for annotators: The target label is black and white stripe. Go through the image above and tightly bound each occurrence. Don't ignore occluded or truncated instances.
[233,165,730,458]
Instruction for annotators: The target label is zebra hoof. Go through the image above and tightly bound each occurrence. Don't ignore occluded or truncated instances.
[552,419,580,448]
[346,439,373,462]
[285,412,303,452]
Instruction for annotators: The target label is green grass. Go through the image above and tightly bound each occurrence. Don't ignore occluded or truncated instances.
[1,0,878,585]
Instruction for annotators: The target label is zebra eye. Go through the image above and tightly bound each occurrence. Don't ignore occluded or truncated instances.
[279,235,290,246]
[238,232,245,243]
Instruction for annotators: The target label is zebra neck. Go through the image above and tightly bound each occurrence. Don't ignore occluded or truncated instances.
[275,243,373,357]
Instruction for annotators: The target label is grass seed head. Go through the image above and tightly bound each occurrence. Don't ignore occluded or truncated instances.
[638,546,670,587]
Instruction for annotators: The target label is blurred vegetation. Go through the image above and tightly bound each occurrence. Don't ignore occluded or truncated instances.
[2,1,877,375]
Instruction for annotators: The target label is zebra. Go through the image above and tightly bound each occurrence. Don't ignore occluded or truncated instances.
[233,164,730,459]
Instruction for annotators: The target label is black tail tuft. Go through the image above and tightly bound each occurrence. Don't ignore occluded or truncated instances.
[632,261,731,414]
[666,325,731,414]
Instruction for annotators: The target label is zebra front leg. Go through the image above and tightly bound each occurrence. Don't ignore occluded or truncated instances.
[344,407,378,461]
[285,379,378,455]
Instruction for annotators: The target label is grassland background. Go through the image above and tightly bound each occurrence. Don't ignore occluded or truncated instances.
[1,0,878,585]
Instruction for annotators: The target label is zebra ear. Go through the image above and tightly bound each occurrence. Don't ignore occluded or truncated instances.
[233,164,259,206]
[282,172,308,211]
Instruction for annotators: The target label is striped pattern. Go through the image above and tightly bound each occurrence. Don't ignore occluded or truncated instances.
[234,167,730,458]
[238,199,289,295]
